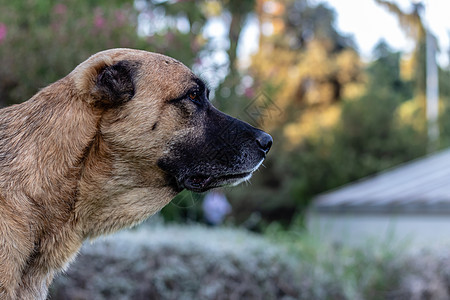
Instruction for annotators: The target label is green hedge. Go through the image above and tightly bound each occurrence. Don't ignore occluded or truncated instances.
[50,223,301,299]
[50,222,450,299]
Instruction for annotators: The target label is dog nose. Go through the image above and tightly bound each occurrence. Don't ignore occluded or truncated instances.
[256,132,273,153]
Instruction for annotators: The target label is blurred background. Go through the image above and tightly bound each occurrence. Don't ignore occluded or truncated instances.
[2,0,450,298]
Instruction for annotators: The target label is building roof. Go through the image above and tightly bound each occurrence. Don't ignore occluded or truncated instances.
[311,148,450,214]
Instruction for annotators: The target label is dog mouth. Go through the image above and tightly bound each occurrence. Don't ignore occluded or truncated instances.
[179,159,265,193]
[182,171,253,193]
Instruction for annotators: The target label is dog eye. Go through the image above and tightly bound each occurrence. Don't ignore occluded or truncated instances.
[188,92,200,103]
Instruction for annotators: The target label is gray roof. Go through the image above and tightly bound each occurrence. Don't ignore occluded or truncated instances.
[312,148,450,214]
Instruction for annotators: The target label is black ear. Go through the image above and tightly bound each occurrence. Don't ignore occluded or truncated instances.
[92,60,138,107]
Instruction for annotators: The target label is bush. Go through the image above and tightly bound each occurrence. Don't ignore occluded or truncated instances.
[265,223,410,300]
[50,223,301,300]
[394,250,450,300]
[50,221,450,300]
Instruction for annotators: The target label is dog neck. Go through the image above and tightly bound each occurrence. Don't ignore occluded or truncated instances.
[0,78,103,299]
[0,78,102,230]
[75,132,176,239]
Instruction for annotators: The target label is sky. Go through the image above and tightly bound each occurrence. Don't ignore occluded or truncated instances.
[323,0,450,66]
[238,0,450,67]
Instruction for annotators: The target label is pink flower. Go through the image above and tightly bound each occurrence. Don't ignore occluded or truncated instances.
[190,40,200,52]
[53,3,67,15]
[195,57,203,65]
[244,87,255,98]
[94,13,105,29]
[115,11,126,26]
[0,23,7,43]
[166,32,175,42]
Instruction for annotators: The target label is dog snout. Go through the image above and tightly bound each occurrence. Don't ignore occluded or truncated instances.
[256,131,273,154]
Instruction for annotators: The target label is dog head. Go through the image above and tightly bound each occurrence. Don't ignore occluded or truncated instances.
[72,49,272,194]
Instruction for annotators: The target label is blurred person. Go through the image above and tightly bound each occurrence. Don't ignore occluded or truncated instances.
[202,189,231,226]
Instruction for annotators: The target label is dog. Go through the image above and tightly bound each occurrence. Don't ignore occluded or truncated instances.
[0,48,272,299]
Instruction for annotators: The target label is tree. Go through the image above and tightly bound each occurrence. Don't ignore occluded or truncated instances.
[223,0,364,225]
[288,41,426,210]
[375,0,450,150]
[374,0,426,95]
[374,1,430,140]
[214,0,256,115]
[250,0,363,144]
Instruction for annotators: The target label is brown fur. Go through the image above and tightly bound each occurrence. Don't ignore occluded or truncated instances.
[0,48,272,299]
[0,49,204,299]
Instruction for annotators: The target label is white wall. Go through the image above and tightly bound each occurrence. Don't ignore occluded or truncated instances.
[308,212,450,250]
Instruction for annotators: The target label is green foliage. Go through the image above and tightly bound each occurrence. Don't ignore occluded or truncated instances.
[51,222,450,299]
[160,190,204,223]
[290,43,426,204]
[375,0,427,96]
[140,0,210,67]
[228,40,427,226]
[438,68,450,148]
[226,0,364,227]
[50,224,302,299]
[265,222,409,300]
[0,0,148,106]
[330,43,424,177]
[0,0,213,107]
[283,0,355,51]
[369,40,413,99]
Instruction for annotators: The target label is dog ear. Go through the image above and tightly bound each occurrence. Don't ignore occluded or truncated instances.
[91,60,139,107]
